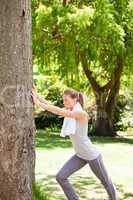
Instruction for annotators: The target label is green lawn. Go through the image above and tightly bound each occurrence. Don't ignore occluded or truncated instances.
[35,130,133,200]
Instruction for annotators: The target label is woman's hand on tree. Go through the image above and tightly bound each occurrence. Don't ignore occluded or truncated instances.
[31,90,40,107]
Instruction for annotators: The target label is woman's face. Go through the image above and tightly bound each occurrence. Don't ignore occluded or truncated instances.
[63,94,77,109]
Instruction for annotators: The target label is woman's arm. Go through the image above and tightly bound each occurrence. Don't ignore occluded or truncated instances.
[38,101,88,122]
[32,86,48,105]
[31,90,88,122]
[37,94,49,105]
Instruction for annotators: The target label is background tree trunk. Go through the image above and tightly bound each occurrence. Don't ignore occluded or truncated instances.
[95,92,116,136]
[0,0,35,199]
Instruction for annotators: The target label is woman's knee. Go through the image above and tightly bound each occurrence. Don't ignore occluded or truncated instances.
[56,172,65,183]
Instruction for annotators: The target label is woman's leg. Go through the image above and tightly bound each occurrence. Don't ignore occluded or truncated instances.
[56,154,87,200]
[87,154,119,200]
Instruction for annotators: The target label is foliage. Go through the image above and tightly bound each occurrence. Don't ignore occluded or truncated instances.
[32,180,49,200]
[114,91,133,131]
[32,0,133,135]
[34,82,64,129]
[114,95,128,131]
[32,0,133,86]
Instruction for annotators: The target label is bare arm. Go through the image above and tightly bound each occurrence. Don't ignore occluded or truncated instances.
[38,102,88,122]
[32,85,48,104]
[31,90,89,122]
[37,94,49,105]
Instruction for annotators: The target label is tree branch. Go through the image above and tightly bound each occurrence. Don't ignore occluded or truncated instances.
[80,52,101,93]
[102,79,113,90]
[63,0,67,6]
[106,57,124,113]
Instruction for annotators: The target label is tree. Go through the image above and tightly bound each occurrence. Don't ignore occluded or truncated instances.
[0,0,35,199]
[32,0,133,136]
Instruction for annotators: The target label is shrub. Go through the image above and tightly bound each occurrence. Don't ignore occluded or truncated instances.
[35,84,64,129]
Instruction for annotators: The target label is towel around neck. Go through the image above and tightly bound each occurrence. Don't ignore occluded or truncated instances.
[60,102,83,137]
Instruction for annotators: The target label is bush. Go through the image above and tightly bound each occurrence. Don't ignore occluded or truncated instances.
[114,94,133,131]
[35,111,63,129]
[113,95,127,131]
[35,84,64,129]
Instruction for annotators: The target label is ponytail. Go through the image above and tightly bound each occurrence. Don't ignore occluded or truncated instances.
[77,92,84,108]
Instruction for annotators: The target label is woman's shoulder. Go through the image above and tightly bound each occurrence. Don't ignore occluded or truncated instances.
[77,110,89,124]
[82,110,89,119]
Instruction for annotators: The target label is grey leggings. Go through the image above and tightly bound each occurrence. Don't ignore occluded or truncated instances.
[56,154,118,200]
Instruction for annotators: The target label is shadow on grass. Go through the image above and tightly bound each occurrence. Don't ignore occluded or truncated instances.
[91,136,133,145]
[36,174,133,200]
[36,129,133,149]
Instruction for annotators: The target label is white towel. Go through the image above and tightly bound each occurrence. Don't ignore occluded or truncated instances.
[60,102,83,137]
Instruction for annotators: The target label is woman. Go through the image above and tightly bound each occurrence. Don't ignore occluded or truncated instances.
[31,87,119,200]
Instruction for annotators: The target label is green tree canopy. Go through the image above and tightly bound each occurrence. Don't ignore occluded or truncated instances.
[32,0,133,136]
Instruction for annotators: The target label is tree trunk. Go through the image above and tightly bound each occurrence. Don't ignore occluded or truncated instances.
[95,92,116,136]
[0,0,35,199]
[95,115,115,136]
[63,0,67,6]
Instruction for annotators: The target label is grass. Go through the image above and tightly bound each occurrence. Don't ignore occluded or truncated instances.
[35,129,133,200]
[32,181,49,200]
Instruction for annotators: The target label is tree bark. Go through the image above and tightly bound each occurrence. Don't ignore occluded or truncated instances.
[63,0,67,6]
[0,0,35,199]
[95,91,116,136]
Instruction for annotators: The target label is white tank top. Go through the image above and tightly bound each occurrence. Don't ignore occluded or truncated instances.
[69,118,100,161]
